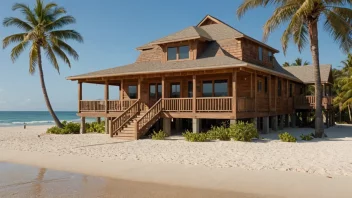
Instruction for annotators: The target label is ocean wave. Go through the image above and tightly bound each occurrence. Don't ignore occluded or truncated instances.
[12,121,55,125]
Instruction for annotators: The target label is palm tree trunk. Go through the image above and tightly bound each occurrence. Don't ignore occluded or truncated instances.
[348,103,352,122]
[308,21,324,137]
[37,45,63,128]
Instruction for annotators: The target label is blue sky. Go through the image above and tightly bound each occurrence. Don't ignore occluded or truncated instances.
[0,0,348,111]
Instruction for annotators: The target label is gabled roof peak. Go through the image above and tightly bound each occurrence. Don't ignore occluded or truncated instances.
[197,15,223,27]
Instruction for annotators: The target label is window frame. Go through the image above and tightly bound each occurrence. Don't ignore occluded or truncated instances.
[167,45,190,61]
[128,85,138,99]
[257,80,263,93]
[258,47,263,61]
[202,79,229,97]
[170,83,181,98]
[268,51,273,62]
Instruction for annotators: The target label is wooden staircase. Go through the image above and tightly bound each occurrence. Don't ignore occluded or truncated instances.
[111,99,163,140]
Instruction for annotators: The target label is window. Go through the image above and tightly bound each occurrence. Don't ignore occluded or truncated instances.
[289,83,293,97]
[179,46,190,59]
[257,81,262,92]
[264,77,268,93]
[278,80,282,97]
[157,84,162,99]
[128,85,137,99]
[167,46,189,61]
[149,84,156,98]
[188,81,193,97]
[202,81,213,97]
[258,47,263,61]
[202,80,228,97]
[170,83,180,98]
[214,80,228,96]
[167,47,177,60]
[268,51,273,62]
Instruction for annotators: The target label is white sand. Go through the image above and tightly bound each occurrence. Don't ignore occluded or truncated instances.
[0,124,352,177]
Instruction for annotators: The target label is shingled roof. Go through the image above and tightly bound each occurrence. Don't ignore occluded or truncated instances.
[137,15,279,52]
[283,64,332,84]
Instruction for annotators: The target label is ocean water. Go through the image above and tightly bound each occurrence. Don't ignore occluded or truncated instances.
[0,111,85,126]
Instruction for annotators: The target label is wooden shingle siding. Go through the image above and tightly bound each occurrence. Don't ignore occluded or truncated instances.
[136,46,163,63]
[217,39,243,59]
[241,39,274,68]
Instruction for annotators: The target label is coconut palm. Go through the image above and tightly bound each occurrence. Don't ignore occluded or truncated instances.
[3,0,83,128]
[292,58,310,66]
[237,0,352,138]
[283,62,290,67]
[334,54,352,122]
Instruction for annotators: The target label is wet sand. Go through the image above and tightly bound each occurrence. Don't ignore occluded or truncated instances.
[0,162,267,198]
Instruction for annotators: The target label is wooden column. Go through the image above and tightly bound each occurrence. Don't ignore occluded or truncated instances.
[254,71,257,112]
[78,82,82,113]
[323,84,326,96]
[232,69,237,115]
[275,77,278,111]
[268,75,272,111]
[250,73,253,98]
[138,78,141,99]
[120,79,124,110]
[192,75,196,113]
[162,76,165,108]
[105,80,109,113]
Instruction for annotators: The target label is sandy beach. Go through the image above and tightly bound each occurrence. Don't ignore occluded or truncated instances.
[1,124,352,197]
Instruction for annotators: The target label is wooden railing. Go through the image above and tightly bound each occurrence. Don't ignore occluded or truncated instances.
[237,97,255,112]
[111,100,140,136]
[136,99,163,138]
[80,100,106,112]
[164,98,192,112]
[196,97,232,112]
[294,96,333,109]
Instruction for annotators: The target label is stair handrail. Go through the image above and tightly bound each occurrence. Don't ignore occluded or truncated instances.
[111,99,140,136]
[136,99,163,137]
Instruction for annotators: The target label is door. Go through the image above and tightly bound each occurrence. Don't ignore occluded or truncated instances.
[149,83,162,107]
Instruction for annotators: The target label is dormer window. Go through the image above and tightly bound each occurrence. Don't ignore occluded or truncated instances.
[268,51,273,62]
[167,45,189,61]
[258,47,263,61]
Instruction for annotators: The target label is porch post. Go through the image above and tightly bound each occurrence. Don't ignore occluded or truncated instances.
[285,114,289,127]
[254,71,257,112]
[120,79,124,110]
[192,75,196,113]
[263,117,269,134]
[323,84,326,96]
[162,76,165,108]
[291,112,297,128]
[268,75,272,111]
[279,115,284,130]
[78,82,82,113]
[105,117,109,134]
[192,118,200,133]
[271,116,278,131]
[105,80,109,113]
[138,78,141,100]
[163,118,171,136]
[80,117,86,134]
[232,69,237,115]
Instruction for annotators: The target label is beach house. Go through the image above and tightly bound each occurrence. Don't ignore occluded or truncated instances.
[67,15,334,140]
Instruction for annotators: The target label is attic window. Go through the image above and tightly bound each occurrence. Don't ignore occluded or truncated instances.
[167,46,189,61]
[258,47,263,61]
[268,51,273,62]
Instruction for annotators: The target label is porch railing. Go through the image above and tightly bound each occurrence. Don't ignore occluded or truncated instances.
[136,99,163,138]
[80,100,106,112]
[163,98,192,112]
[80,99,137,112]
[294,96,333,109]
[196,97,232,112]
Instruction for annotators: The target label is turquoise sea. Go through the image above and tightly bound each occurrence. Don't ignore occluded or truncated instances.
[0,111,90,126]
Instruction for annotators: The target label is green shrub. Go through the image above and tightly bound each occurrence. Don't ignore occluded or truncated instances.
[86,122,105,133]
[151,130,168,140]
[279,132,297,142]
[300,134,314,141]
[183,130,208,142]
[206,125,231,141]
[63,122,80,134]
[228,121,258,142]
[47,121,80,134]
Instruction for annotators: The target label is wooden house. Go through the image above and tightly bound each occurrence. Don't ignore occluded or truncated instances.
[67,15,334,140]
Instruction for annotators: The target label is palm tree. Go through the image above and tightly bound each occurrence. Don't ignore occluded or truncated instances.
[3,0,83,128]
[237,0,352,138]
[334,54,352,122]
[283,62,290,67]
[292,58,310,66]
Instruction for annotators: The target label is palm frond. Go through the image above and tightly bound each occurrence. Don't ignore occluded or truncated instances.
[52,45,71,67]
[34,0,44,23]
[3,33,26,49]
[44,45,60,74]
[50,30,83,43]
[3,17,33,31]
[12,3,38,26]
[45,16,76,31]
[56,39,79,60]
[324,9,352,53]
[11,41,29,62]
[293,22,308,53]
[29,44,38,75]
[237,0,272,19]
